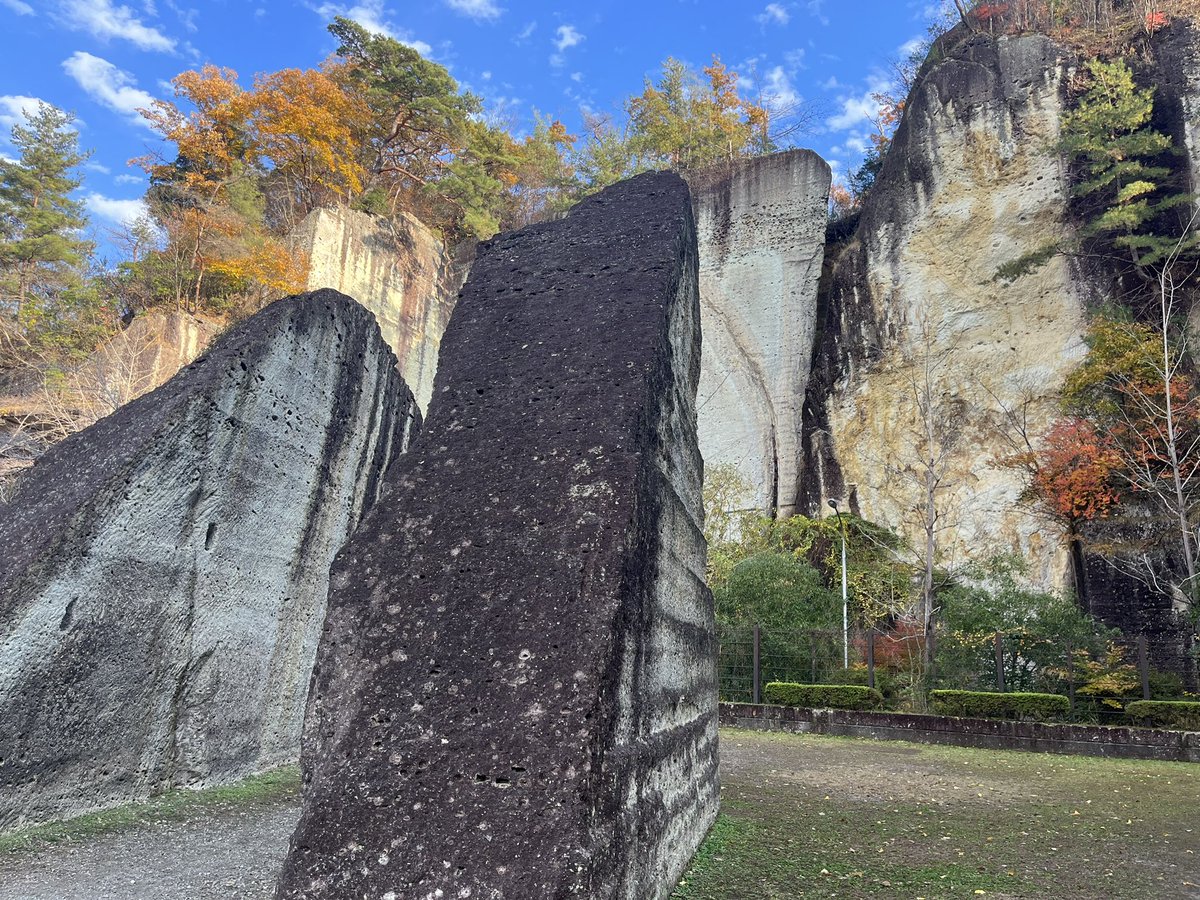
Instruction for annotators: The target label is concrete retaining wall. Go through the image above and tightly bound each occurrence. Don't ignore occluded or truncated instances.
[720,702,1200,763]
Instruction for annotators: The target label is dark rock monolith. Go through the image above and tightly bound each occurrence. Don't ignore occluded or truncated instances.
[276,172,719,899]
[0,290,419,830]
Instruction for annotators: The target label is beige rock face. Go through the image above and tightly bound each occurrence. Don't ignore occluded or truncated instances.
[687,151,831,517]
[292,206,467,412]
[82,309,222,407]
[822,36,1087,589]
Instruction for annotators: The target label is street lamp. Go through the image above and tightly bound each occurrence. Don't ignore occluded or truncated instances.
[828,498,849,668]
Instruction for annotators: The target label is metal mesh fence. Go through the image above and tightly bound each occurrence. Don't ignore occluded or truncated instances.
[718,624,1192,723]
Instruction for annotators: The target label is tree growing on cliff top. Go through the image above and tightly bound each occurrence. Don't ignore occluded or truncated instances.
[0,103,94,327]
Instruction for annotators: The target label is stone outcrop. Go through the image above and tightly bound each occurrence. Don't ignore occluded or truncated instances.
[804,34,1088,589]
[1,310,221,493]
[90,309,223,395]
[1158,20,1200,208]
[687,151,831,517]
[293,205,469,412]
[276,172,718,899]
[0,290,418,831]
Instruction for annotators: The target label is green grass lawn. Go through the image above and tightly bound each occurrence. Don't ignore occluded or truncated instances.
[675,729,1200,899]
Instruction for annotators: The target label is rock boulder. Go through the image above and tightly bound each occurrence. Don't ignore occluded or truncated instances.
[0,290,418,830]
[276,172,719,899]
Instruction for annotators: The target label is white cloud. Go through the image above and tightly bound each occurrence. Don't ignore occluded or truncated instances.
[62,52,156,126]
[0,95,48,133]
[756,3,789,25]
[166,0,198,33]
[554,24,582,51]
[764,65,801,111]
[550,24,583,67]
[806,0,829,25]
[827,73,891,131]
[444,0,500,21]
[899,36,924,58]
[86,160,112,174]
[115,172,142,184]
[86,192,148,227]
[312,1,432,55]
[1,0,34,15]
[515,20,535,41]
[58,0,176,52]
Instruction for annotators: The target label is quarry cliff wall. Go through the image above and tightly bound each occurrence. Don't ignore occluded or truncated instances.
[687,150,831,518]
[292,205,469,412]
[804,34,1088,591]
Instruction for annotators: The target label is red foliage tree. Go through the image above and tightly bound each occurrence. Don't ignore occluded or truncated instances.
[1032,417,1122,521]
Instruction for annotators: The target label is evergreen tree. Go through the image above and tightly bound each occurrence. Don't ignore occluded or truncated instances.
[1060,58,1195,271]
[0,103,93,324]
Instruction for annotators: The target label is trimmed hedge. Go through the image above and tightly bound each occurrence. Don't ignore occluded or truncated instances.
[764,682,884,711]
[1125,700,1200,731]
[930,690,1070,722]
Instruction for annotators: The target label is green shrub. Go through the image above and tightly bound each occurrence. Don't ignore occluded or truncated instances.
[1124,700,1200,731]
[826,664,898,702]
[763,682,884,710]
[930,690,1070,722]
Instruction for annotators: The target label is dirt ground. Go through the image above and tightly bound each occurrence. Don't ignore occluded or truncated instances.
[0,729,1196,899]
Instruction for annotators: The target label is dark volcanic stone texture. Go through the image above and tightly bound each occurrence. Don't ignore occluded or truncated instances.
[275,172,719,900]
[0,290,418,830]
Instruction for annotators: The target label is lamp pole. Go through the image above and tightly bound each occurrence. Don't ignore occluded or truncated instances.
[828,498,849,668]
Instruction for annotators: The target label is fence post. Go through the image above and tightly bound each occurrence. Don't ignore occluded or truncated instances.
[752,625,762,705]
[1065,640,1075,715]
[1138,635,1151,701]
[994,632,1006,693]
[867,628,876,691]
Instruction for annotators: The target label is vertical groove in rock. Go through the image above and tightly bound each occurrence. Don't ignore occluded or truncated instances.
[276,172,718,900]
[0,290,419,831]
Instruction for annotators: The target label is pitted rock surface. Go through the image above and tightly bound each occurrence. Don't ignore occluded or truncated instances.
[275,172,719,899]
[686,150,831,518]
[0,290,419,831]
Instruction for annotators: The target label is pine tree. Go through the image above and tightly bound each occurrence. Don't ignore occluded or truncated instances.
[1060,58,1195,271]
[0,103,93,324]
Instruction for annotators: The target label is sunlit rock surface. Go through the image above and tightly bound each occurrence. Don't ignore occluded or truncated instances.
[276,172,719,900]
[293,205,469,412]
[805,34,1087,589]
[687,150,831,517]
[0,290,418,831]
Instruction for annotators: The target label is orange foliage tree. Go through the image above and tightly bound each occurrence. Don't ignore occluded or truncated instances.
[1031,417,1123,521]
[249,63,371,225]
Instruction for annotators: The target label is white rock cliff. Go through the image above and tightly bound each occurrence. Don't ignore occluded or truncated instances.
[688,151,831,517]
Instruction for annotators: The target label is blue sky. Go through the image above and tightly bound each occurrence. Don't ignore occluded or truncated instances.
[0,0,942,257]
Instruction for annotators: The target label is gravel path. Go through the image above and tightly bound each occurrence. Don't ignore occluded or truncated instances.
[0,800,299,900]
